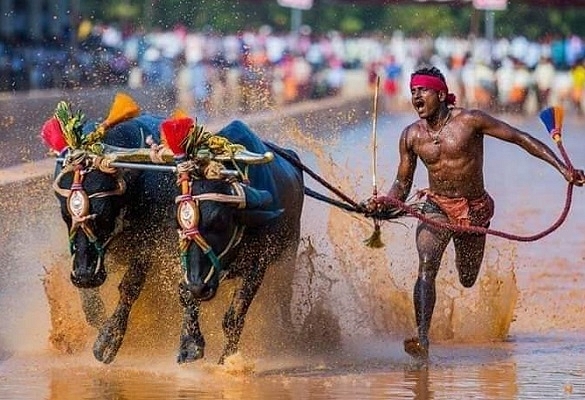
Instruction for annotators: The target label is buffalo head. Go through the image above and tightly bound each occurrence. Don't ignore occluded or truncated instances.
[160,116,280,301]
[42,94,145,290]
[54,155,126,289]
[175,170,282,301]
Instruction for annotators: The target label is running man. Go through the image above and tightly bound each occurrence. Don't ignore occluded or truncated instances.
[363,66,585,360]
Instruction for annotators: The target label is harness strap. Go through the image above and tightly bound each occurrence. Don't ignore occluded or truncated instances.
[56,159,127,256]
[176,180,247,284]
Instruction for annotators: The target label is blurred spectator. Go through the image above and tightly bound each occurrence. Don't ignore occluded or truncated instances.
[551,35,567,70]
[292,54,312,101]
[382,55,402,112]
[569,58,585,116]
[175,52,193,113]
[533,55,556,110]
[508,59,532,114]
[238,44,273,112]
[278,52,297,104]
[189,58,212,119]
[324,57,345,97]
[496,57,515,110]
[141,47,176,106]
[366,60,381,92]
[474,60,497,110]
[566,35,584,69]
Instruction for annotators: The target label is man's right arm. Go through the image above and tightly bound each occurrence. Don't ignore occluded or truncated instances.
[384,127,417,203]
[361,126,417,216]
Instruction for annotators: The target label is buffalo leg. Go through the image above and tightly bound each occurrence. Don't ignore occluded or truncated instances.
[93,260,149,364]
[219,266,267,364]
[177,281,205,364]
[276,244,299,332]
[79,287,106,328]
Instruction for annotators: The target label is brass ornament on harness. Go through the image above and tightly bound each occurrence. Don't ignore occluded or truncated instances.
[177,198,198,231]
[67,168,90,219]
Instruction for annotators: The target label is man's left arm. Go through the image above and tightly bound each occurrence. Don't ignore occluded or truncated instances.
[474,110,584,186]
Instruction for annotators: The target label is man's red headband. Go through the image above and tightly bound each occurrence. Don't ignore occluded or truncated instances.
[410,74,456,105]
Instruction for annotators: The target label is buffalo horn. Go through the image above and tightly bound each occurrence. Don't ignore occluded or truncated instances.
[101,144,274,165]
[219,169,241,178]
[101,144,175,164]
[213,150,274,165]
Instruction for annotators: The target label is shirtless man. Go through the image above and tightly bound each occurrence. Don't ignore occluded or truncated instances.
[365,66,585,360]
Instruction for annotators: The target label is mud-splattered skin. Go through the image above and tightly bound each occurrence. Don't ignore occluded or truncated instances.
[175,121,304,364]
[53,114,176,364]
[368,66,584,360]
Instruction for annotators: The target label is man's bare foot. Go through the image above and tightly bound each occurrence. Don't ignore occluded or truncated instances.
[404,337,429,360]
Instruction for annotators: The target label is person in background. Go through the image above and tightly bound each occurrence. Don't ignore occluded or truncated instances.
[569,57,585,116]
[533,55,556,111]
[382,55,402,112]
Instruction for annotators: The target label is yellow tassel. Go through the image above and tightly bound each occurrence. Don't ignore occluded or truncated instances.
[364,222,384,248]
[103,92,140,128]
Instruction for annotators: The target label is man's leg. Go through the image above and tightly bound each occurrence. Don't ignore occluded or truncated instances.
[453,232,487,288]
[405,218,451,359]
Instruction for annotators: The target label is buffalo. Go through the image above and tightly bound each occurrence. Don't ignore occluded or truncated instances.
[42,93,176,364]
[159,117,304,364]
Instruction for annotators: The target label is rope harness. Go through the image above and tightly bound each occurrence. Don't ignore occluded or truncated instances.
[53,151,127,257]
[264,141,577,243]
[174,161,246,285]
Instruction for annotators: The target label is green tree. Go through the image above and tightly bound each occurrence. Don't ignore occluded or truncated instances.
[77,0,585,39]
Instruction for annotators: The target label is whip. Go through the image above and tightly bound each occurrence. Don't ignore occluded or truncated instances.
[364,75,384,248]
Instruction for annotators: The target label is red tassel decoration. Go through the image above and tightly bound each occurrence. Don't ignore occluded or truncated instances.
[161,117,194,158]
[41,117,68,154]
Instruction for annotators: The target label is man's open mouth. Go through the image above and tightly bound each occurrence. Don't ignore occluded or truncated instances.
[414,99,425,110]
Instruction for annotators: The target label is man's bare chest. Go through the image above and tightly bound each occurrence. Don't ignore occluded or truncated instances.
[414,128,480,165]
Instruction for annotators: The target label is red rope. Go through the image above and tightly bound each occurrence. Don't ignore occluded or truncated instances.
[384,183,574,242]
[384,140,576,242]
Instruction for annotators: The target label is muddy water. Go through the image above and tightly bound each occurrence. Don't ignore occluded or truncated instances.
[1,110,584,399]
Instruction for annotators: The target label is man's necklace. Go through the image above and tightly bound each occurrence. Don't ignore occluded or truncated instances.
[427,110,452,145]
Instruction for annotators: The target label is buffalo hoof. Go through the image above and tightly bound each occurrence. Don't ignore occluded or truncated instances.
[177,336,204,364]
[80,289,106,328]
[93,321,126,364]
[218,346,237,365]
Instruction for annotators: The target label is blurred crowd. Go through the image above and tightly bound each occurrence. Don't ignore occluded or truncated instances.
[369,32,585,116]
[0,23,350,117]
[3,22,585,117]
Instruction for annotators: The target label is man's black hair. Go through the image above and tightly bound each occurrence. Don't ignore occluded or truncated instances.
[411,66,446,83]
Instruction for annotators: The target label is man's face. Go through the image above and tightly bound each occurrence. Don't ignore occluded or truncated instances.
[411,85,445,118]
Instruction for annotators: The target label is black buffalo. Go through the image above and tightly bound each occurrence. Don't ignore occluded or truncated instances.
[44,100,175,364]
[163,119,304,364]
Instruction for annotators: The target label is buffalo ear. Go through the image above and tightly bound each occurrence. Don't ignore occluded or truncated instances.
[236,209,284,227]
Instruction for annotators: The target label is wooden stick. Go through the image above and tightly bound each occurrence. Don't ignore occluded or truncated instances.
[364,75,384,248]
[372,75,381,197]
